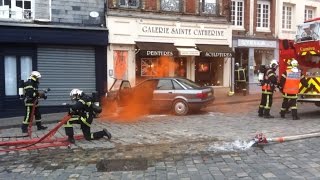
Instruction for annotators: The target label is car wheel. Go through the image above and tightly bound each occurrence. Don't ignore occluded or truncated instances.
[172,99,189,116]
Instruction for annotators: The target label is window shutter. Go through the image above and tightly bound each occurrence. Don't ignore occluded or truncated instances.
[34,0,51,21]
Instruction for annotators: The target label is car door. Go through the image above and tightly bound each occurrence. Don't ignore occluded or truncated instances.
[152,79,175,110]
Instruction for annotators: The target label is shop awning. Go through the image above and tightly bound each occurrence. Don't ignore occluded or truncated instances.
[176,47,200,56]
[196,44,234,57]
[135,42,177,56]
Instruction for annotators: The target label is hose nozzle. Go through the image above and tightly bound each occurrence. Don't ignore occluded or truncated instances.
[254,133,268,144]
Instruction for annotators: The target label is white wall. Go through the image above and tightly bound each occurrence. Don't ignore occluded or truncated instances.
[276,0,320,40]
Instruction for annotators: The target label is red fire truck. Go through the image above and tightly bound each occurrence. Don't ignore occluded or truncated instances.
[279,17,320,105]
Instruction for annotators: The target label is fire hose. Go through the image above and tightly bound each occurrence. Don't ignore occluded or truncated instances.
[254,132,320,145]
[0,114,83,152]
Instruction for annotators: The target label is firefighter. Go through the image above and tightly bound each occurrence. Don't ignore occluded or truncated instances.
[280,59,293,115]
[258,60,279,118]
[21,71,48,133]
[65,89,112,143]
[234,63,247,95]
[279,59,313,120]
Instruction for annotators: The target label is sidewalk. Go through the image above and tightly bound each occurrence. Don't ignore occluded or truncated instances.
[0,92,282,129]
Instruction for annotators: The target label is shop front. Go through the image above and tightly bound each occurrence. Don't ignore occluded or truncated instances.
[107,16,232,91]
[232,38,278,93]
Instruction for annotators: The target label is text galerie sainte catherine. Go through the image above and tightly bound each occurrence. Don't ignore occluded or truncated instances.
[142,26,224,37]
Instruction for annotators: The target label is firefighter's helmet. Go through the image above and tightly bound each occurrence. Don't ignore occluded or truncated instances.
[291,59,298,67]
[70,89,83,100]
[30,71,41,79]
[270,59,278,69]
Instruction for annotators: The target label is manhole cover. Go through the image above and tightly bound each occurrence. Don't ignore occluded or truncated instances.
[96,158,148,172]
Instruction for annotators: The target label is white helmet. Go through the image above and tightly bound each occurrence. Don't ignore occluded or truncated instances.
[270,59,278,69]
[291,59,298,67]
[70,89,83,100]
[30,71,41,79]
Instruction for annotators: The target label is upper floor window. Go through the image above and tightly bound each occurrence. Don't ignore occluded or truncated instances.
[202,0,217,15]
[0,0,32,20]
[256,1,270,30]
[119,0,139,8]
[231,0,244,27]
[161,0,180,12]
[282,4,293,29]
[305,7,314,21]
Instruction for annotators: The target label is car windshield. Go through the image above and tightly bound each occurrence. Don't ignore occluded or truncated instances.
[176,78,202,89]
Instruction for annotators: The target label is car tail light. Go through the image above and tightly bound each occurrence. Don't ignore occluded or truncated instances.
[196,92,208,99]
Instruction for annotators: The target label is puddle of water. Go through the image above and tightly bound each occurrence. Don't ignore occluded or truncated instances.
[207,139,256,152]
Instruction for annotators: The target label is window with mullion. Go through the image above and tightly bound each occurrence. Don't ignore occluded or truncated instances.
[304,8,314,21]
[161,0,180,12]
[119,0,139,8]
[202,0,217,15]
[256,1,270,29]
[231,0,244,27]
[282,5,292,29]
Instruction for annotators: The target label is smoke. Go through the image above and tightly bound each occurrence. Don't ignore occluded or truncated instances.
[99,56,182,123]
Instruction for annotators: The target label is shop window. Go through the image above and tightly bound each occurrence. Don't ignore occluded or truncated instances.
[195,59,224,86]
[202,0,217,15]
[141,58,158,76]
[119,0,139,8]
[20,56,32,81]
[4,56,17,96]
[157,79,173,90]
[174,58,186,78]
[161,0,180,12]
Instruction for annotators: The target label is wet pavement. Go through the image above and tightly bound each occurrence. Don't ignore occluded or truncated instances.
[1,93,320,179]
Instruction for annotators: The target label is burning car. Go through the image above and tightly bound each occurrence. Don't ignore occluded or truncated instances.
[104,77,214,116]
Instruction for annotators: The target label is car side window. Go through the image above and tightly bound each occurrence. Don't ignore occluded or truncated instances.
[172,80,183,90]
[157,79,173,90]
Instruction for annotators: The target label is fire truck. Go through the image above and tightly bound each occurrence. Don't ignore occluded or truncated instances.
[279,17,320,106]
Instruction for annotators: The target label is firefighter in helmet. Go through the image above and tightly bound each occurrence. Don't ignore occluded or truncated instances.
[64,89,112,143]
[258,60,279,118]
[279,59,313,120]
[21,71,48,133]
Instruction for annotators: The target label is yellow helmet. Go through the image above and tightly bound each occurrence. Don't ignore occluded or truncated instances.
[291,59,298,67]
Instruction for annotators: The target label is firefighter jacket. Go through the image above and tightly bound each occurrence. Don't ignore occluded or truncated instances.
[23,77,39,104]
[280,68,308,95]
[69,94,94,126]
[261,68,278,93]
[235,68,246,82]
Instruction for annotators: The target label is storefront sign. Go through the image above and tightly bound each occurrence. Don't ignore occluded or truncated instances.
[237,39,276,48]
[204,52,232,57]
[139,24,227,40]
[146,50,173,56]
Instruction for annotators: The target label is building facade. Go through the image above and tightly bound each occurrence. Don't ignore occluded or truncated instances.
[231,0,278,93]
[0,0,108,117]
[106,0,233,94]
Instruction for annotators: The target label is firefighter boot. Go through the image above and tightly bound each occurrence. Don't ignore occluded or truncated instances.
[258,107,264,117]
[68,136,75,144]
[292,109,300,120]
[264,109,274,118]
[103,128,112,140]
[21,124,28,133]
[36,122,48,130]
[280,110,286,118]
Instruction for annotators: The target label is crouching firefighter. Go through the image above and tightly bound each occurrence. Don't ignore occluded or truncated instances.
[21,71,48,133]
[258,60,279,118]
[279,59,313,120]
[64,89,112,143]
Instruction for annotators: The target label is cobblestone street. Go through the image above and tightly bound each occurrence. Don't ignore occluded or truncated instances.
[1,99,320,179]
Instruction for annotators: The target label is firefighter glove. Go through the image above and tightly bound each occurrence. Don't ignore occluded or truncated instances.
[68,108,75,115]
